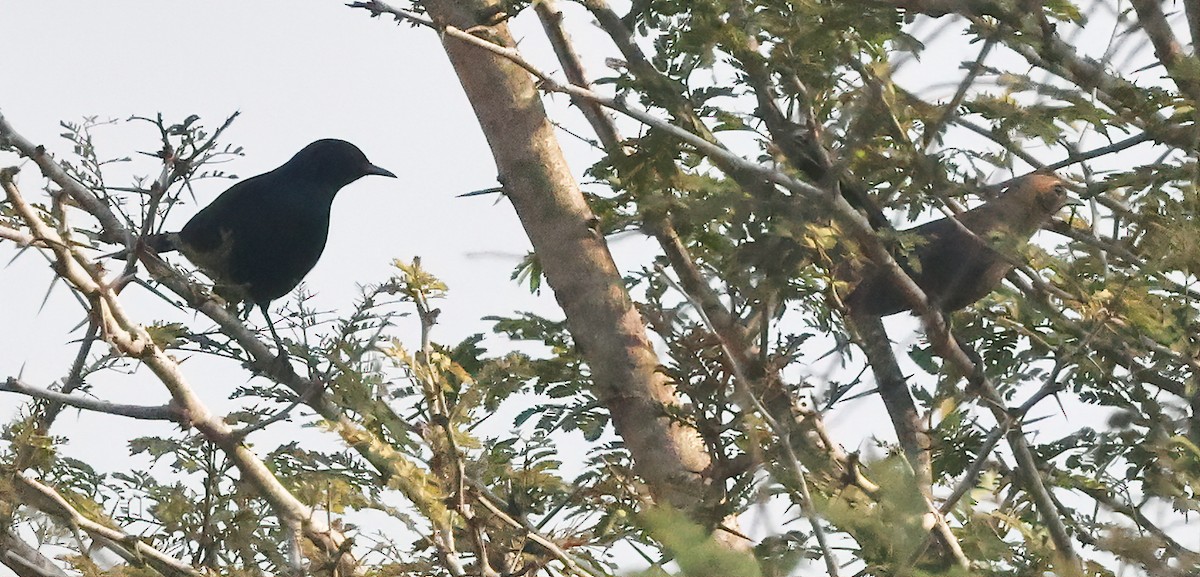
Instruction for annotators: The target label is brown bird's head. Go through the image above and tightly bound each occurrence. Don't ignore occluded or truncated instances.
[985,172,1073,236]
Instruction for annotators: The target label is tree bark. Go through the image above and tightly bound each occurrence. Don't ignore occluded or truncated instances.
[421,0,721,520]
[0,526,69,577]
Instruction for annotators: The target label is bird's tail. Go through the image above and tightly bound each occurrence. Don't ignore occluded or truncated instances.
[143,232,182,253]
[108,232,182,261]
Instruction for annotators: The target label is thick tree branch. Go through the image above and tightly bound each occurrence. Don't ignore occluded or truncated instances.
[0,527,69,577]
[407,0,722,528]
[848,315,933,490]
[1129,0,1200,102]
[9,474,202,577]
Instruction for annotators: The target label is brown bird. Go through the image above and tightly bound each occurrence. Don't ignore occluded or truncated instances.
[843,173,1071,316]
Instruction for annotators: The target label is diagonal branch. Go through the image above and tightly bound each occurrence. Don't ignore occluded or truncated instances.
[848,314,933,490]
[379,0,724,532]
[0,112,129,244]
[10,474,202,577]
[534,0,623,154]
[921,36,997,149]
[0,526,69,577]
[1129,0,1200,102]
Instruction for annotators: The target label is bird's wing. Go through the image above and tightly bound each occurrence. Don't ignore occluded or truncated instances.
[904,215,988,275]
[174,173,281,303]
[841,219,972,316]
[178,174,270,253]
[906,213,1022,310]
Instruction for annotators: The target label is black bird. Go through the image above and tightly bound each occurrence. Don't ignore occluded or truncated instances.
[146,139,396,353]
[842,173,1072,316]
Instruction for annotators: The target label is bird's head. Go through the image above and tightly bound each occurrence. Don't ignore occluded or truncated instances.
[994,172,1074,233]
[288,138,397,188]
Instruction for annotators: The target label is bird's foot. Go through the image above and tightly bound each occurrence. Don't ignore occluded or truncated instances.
[269,349,296,378]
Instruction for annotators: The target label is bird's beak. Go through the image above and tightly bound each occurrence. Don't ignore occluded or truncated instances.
[365,163,397,178]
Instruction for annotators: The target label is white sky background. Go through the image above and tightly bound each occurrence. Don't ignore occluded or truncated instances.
[1,0,1194,575]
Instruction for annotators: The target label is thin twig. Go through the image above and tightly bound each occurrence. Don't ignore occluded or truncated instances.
[922,36,997,149]
[1,377,177,421]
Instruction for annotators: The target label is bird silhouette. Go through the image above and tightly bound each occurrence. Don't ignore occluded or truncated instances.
[843,173,1072,316]
[146,139,396,353]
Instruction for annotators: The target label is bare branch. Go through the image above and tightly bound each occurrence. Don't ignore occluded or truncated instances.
[0,112,129,244]
[1129,0,1200,101]
[534,0,623,154]
[922,36,997,149]
[1,377,177,421]
[0,527,69,577]
[12,474,203,577]
[0,223,35,245]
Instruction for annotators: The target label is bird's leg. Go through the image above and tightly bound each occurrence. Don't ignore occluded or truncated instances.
[951,331,984,375]
[259,304,290,363]
[952,330,989,401]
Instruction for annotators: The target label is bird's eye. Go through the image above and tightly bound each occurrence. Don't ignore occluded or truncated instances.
[1053,184,1067,196]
